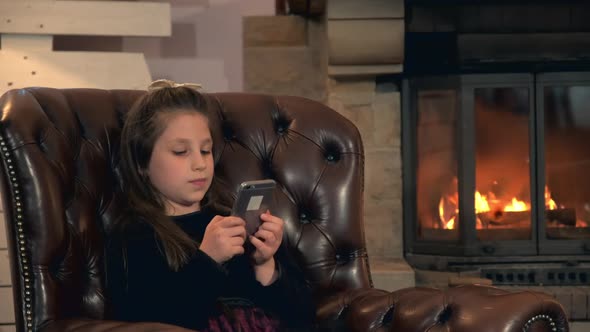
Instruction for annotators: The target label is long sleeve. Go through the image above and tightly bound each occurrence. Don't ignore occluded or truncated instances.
[106,227,229,330]
[230,244,316,329]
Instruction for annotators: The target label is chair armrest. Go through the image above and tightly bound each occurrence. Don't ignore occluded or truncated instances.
[317,285,568,332]
[389,284,569,332]
[39,319,195,332]
[316,288,395,331]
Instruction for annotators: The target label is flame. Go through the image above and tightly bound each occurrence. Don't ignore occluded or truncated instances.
[545,186,557,210]
[440,185,557,230]
[445,216,455,230]
[438,198,456,229]
[475,191,491,213]
[504,197,529,212]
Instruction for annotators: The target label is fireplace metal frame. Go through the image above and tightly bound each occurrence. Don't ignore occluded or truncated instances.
[403,71,590,269]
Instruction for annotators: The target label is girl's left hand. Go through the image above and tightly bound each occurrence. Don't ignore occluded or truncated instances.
[250,211,284,266]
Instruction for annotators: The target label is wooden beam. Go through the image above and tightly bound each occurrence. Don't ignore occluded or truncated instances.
[328,19,404,65]
[327,0,404,19]
[1,35,52,52]
[0,1,171,37]
[328,64,403,77]
[326,0,405,76]
[0,49,153,95]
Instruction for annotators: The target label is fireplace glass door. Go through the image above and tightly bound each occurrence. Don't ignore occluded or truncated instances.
[415,87,460,242]
[474,86,532,241]
[540,73,590,254]
[406,72,590,257]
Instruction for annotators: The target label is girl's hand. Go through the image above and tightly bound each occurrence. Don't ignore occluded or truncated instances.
[250,211,284,285]
[250,211,284,266]
[199,215,246,264]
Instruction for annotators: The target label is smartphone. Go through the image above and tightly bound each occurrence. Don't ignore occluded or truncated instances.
[231,179,276,235]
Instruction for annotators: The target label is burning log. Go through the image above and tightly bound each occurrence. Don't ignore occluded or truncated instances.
[546,208,576,226]
[478,210,529,227]
[476,208,576,228]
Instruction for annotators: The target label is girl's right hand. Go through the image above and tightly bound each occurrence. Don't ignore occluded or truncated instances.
[199,215,246,264]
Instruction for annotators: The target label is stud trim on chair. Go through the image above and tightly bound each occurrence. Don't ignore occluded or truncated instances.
[0,135,33,331]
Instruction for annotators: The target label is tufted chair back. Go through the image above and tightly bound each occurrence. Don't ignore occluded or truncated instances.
[0,88,371,331]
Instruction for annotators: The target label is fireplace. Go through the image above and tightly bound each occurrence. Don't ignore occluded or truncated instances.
[400,1,590,285]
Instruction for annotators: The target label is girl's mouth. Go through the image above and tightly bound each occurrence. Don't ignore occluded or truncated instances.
[189,178,207,186]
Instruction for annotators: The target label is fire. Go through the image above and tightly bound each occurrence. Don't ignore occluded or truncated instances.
[439,186,558,230]
[545,186,557,210]
[504,197,529,212]
[475,191,491,213]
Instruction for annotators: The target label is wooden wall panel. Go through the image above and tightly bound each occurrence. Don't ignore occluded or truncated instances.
[0,1,170,37]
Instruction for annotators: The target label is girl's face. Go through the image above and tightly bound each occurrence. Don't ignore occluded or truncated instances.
[147,112,214,216]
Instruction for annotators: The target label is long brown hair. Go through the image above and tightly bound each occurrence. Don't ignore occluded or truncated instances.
[118,84,231,271]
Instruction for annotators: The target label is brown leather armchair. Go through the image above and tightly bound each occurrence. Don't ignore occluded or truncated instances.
[0,88,568,332]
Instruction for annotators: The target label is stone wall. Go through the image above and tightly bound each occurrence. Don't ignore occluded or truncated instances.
[243,15,327,102]
[326,79,403,259]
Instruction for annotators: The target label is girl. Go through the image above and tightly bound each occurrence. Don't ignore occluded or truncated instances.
[106,80,316,331]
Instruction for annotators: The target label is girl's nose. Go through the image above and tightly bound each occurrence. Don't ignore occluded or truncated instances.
[192,154,206,170]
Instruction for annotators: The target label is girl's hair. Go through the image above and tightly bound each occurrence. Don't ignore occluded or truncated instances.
[118,83,231,271]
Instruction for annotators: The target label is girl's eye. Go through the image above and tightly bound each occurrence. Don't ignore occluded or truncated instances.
[173,150,187,156]
[201,150,211,155]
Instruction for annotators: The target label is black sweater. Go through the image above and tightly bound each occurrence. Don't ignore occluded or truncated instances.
[105,209,316,331]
